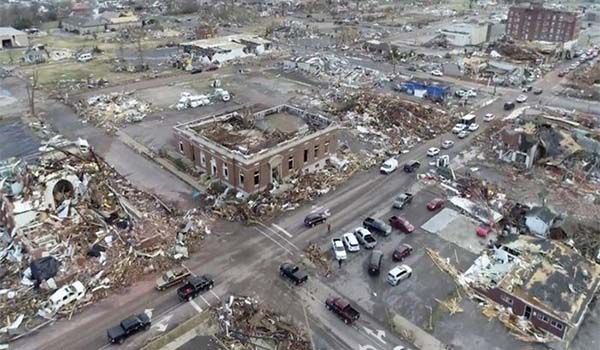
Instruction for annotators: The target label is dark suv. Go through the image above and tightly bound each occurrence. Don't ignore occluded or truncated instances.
[363,217,392,236]
[393,244,413,261]
[304,212,327,227]
[403,160,421,173]
[368,250,384,276]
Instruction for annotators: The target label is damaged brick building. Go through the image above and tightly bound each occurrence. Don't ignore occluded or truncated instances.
[462,236,600,342]
[174,105,339,194]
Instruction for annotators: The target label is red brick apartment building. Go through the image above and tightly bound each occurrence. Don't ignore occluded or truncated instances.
[506,2,580,43]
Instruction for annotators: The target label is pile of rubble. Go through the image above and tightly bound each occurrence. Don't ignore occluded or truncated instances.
[304,243,331,275]
[212,152,360,222]
[344,92,453,150]
[0,137,207,340]
[74,92,151,131]
[215,295,311,350]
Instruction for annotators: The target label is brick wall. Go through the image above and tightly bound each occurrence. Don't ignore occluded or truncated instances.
[506,6,579,43]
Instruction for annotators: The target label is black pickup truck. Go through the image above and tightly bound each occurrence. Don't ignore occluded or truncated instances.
[325,296,360,324]
[279,263,308,285]
[107,313,151,344]
[177,275,214,301]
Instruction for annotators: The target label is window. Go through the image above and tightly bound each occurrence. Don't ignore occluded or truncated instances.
[500,295,513,305]
[178,142,184,154]
[303,149,308,163]
[550,320,563,330]
[314,145,319,158]
[288,156,294,170]
[223,164,229,178]
[240,172,244,185]
[200,152,206,166]
[254,170,260,186]
[324,141,330,154]
[537,314,549,323]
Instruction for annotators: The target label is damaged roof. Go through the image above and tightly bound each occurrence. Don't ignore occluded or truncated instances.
[526,206,557,225]
[501,236,600,325]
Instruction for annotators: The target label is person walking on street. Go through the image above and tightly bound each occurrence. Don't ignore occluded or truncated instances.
[327,223,331,233]
[338,258,343,268]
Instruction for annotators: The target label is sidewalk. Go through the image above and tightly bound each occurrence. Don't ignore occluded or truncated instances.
[390,313,448,350]
[117,131,206,194]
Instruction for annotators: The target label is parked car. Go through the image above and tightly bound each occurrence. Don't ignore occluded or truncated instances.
[431,69,443,76]
[389,216,415,233]
[386,265,413,286]
[380,158,398,174]
[177,275,214,301]
[426,147,440,157]
[155,267,191,291]
[455,89,466,97]
[107,313,151,344]
[521,85,533,92]
[465,89,477,97]
[304,212,327,227]
[457,130,469,139]
[452,123,466,134]
[332,238,347,260]
[468,123,479,132]
[368,250,384,276]
[325,296,360,324]
[393,244,413,261]
[353,227,377,248]
[483,113,495,122]
[476,223,493,238]
[516,94,528,103]
[427,198,445,211]
[279,263,308,285]
[441,140,454,149]
[77,53,93,62]
[533,88,543,95]
[403,160,420,173]
[342,232,360,252]
[503,101,515,110]
[558,70,567,77]
[392,192,413,209]
[190,67,203,74]
[363,217,392,236]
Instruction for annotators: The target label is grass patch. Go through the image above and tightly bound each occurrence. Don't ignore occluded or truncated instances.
[0,49,25,65]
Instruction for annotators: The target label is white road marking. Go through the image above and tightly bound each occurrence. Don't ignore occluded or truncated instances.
[209,290,221,301]
[254,226,294,255]
[198,294,211,308]
[272,223,293,238]
[363,326,387,344]
[189,299,203,314]
[256,222,300,251]
[311,205,324,213]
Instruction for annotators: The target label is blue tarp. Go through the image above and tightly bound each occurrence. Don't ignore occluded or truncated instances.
[401,81,449,101]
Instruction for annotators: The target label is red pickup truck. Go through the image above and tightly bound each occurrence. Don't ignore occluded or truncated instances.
[325,296,360,324]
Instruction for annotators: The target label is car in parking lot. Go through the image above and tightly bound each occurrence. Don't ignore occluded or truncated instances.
[476,223,493,238]
[392,192,413,209]
[363,217,392,236]
[403,160,420,173]
[452,123,466,134]
[368,250,384,276]
[393,244,413,261]
[304,212,327,227]
[427,198,445,211]
[504,101,515,110]
[387,265,413,286]
[533,88,543,95]
[279,263,308,285]
[516,94,528,103]
[431,69,443,76]
[465,89,477,97]
[483,113,495,122]
[389,216,415,233]
[457,130,469,139]
[426,147,440,157]
[331,238,347,260]
[342,232,360,252]
[441,140,454,149]
[353,227,377,248]
[468,123,479,132]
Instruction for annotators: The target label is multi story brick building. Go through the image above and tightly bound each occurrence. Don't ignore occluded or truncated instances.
[174,105,339,194]
[506,2,580,43]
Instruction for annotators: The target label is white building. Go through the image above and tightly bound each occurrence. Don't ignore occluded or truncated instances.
[181,34,272,64]
[440,23,489,46]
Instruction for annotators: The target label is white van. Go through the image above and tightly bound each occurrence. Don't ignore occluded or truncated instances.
[380,158,398,174]
[47,280,86,311]
[78,53,93,62]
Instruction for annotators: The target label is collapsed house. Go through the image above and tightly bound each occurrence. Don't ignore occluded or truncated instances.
[461,236,600,342]
[174,104,339,194]
[180,34,272,64]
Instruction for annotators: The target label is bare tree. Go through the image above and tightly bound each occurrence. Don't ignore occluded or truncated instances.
[25,70,39,117]
[133,30,145,70]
